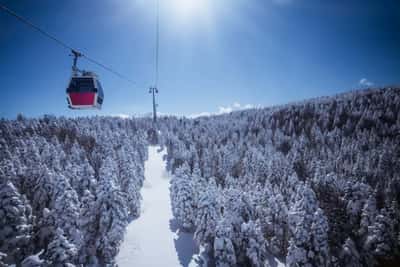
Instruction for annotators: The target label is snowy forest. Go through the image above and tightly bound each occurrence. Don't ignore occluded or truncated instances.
[0,117,149,266]
[163,87,400,267]
[1,87,400,266]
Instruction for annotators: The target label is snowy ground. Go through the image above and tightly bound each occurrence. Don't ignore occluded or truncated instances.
[116,146,200,267]
[116,146,285,267]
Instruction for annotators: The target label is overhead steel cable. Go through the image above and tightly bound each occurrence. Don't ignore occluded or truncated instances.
[149,0,160,123]
[0,4,74,51]
[83,55,136,84]
[154,0,160,88]
[0,3,136,85]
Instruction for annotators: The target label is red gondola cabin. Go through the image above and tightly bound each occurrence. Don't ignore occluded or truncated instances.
[66,72,104,109]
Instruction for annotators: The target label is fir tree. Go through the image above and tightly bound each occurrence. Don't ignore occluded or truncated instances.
[170,163,196,230]
[45,228,77,267]
[194,178,220,250]
[0,180,33,263]
[214,217,237,267]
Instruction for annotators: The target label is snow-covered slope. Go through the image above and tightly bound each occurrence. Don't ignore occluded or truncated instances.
[0,117,149,266]
[116,146,199,267]
[2,87,399,266]
[161,87,400,267]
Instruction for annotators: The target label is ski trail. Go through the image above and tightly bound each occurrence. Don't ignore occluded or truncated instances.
[116,146,199,267]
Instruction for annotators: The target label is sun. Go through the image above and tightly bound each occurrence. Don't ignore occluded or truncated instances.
[170,0,211,21]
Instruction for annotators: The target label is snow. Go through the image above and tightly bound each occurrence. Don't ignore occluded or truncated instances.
[116,146,200,267]
[21,250,44,266]
[266,252,286,267]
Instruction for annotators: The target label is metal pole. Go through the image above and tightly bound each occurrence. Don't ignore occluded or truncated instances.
[71,50,82,75]
[149,87,158,123]
[153,88,157,122]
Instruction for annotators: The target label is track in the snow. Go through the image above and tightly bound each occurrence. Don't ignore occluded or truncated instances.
[116,146,200,267]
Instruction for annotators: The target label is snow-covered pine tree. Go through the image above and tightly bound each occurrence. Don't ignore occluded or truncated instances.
[194,177,220,251]
[30,166,55,212]
[170,163,196,230]
[45,227,77,267]
[287,182,318,267]
[358,194,377,240]
[339,238,362,267]
[95,156,129,265]
[79,190,97,264]
[286,239,309,267]
[116,147,141,218]
[214,217,237,267]
[52,180,82,257]
[256,184,288,256]
[311,208,330,266]
[240,219,267,267]
[0,180,33,264]
[35,208,55,251]
[76,157,97,197]
[364,207,398,262]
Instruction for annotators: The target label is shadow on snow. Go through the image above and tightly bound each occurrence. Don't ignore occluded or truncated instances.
[169,218,201,267]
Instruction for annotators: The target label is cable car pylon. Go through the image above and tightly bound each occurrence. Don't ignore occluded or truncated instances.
[149,87,158,122]
[150,0,160,123]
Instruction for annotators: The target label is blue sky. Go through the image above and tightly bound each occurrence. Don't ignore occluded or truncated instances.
[1,0,399,119]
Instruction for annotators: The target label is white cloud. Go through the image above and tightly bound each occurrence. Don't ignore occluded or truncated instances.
[233,102,241,109]
[359,78,374,87]
[112,114,131,119]
[188,112,211,118]
[218,106,233,114]
[190,102,255,118]
[219,102,255,114]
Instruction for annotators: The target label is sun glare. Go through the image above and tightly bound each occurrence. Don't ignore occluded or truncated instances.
[170,0,211,21]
